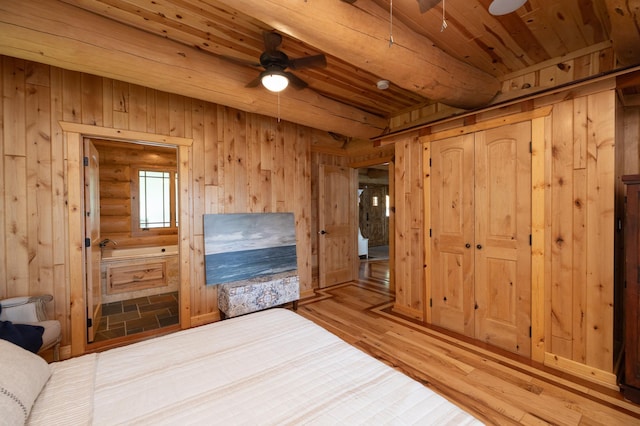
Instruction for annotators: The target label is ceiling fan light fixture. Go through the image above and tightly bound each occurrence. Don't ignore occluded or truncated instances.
[261,70,289,92]
[488,0,527,16]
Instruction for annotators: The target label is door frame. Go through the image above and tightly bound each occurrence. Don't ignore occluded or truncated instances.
[349,155,395,291]
[84,139,102,343]
[61,122,193,357]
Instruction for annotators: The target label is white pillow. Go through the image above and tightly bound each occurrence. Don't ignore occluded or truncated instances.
[0,339,51,425]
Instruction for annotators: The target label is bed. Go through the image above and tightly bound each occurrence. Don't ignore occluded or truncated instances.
[2,308,482,425]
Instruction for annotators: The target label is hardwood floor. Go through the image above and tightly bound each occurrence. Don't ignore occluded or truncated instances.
[298,260,640,425]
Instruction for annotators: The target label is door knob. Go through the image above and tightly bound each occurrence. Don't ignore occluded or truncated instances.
[476,244,482,250]
[319,230,328,235]
[465,243,471,248]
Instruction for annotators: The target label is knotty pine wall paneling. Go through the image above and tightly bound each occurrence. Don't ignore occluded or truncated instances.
[416,89,618,386]
[392,134,424,320]
[0,55,315,356]
[543,90,616,383]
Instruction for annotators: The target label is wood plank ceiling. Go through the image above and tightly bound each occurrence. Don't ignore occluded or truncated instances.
[2,0,640,139]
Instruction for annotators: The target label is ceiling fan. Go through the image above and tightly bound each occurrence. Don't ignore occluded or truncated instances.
[241,32,327,93]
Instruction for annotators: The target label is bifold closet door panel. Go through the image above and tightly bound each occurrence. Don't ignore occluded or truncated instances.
[430,134,475,337]
[474,121,532,356]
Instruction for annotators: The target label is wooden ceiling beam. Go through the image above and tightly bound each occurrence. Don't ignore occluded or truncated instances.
[0,0,388,139]
[219,0,500,109]
[605,0,640,66]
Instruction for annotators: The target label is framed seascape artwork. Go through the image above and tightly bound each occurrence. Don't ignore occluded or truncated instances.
[203,213,298,286]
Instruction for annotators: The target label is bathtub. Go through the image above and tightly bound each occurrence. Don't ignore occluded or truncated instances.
[101,245,179,259]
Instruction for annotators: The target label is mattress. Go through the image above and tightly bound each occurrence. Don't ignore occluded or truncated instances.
[28,308,482,425]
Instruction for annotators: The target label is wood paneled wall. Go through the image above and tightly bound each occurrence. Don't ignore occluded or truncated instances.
[391,136,424,319]
[0,55,316,349]
[543,90,616,378]
[408,86,621,386]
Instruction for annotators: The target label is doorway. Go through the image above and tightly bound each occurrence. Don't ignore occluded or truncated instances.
[88,139,180,343]
[357,164,391,285]
[62,122,193,357]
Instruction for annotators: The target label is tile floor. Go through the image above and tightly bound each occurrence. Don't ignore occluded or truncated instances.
[94,292,179,342]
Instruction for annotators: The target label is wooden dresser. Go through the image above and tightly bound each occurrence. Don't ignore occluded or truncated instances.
[622,175,640,403]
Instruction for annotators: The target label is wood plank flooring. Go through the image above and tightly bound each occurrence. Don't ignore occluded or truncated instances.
[297,260,640,425]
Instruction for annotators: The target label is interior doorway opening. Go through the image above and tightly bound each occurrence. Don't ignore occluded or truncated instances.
[357,163,391,287]
[87,139,180,345]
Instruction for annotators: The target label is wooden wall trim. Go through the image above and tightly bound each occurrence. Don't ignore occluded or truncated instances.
[59,122,193,147]
[422,142,431,324]
[348,154,394,169]
[421,106,553,143]
[66,132,85,357]
[544,352,618,389]
[531,114,549,363]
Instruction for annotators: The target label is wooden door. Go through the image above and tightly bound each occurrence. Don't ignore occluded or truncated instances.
[474,121,531,356]
[430,134,475,336]
[84,139,102,343]
[319,164,357,288]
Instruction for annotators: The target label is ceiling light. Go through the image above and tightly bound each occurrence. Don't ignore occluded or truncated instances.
[488,0,527,16]
[261,69,289,92]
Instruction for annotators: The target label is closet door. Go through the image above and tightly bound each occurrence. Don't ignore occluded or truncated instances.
[474,121,532,356]
[431,134,475,336]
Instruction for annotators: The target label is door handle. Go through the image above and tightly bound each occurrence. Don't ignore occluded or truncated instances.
[319,230,328,235]
[476,244,483,250]
[465,243,471,248]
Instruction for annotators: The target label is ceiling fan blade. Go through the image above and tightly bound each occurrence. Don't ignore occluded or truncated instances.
[219,55,261,68]
[285,72,308,90]
[288,54,327,70]
[263,31,282,54]
[417,0,441,13]
[245,75,263,88]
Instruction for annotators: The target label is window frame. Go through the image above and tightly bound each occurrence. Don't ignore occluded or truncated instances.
[131,165,178,236]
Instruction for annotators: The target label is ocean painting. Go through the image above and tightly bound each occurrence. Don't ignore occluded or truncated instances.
[203,213,298,285]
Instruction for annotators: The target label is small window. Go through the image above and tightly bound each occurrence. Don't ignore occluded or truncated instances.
[132,167,178,235]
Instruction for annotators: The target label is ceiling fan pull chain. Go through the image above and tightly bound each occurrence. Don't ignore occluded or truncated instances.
[441,0,448,32]
[388,0,394,46]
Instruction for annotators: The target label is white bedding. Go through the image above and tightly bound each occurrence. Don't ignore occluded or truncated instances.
[28,309,482,425]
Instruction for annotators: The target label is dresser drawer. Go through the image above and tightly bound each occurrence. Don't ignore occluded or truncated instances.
[106,260,167,294]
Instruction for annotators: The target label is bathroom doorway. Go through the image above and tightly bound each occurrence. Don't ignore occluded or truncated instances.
[86,139,180,344]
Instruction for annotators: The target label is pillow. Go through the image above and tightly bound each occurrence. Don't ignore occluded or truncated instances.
[0,321,44,353]
[0,339,51,425]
